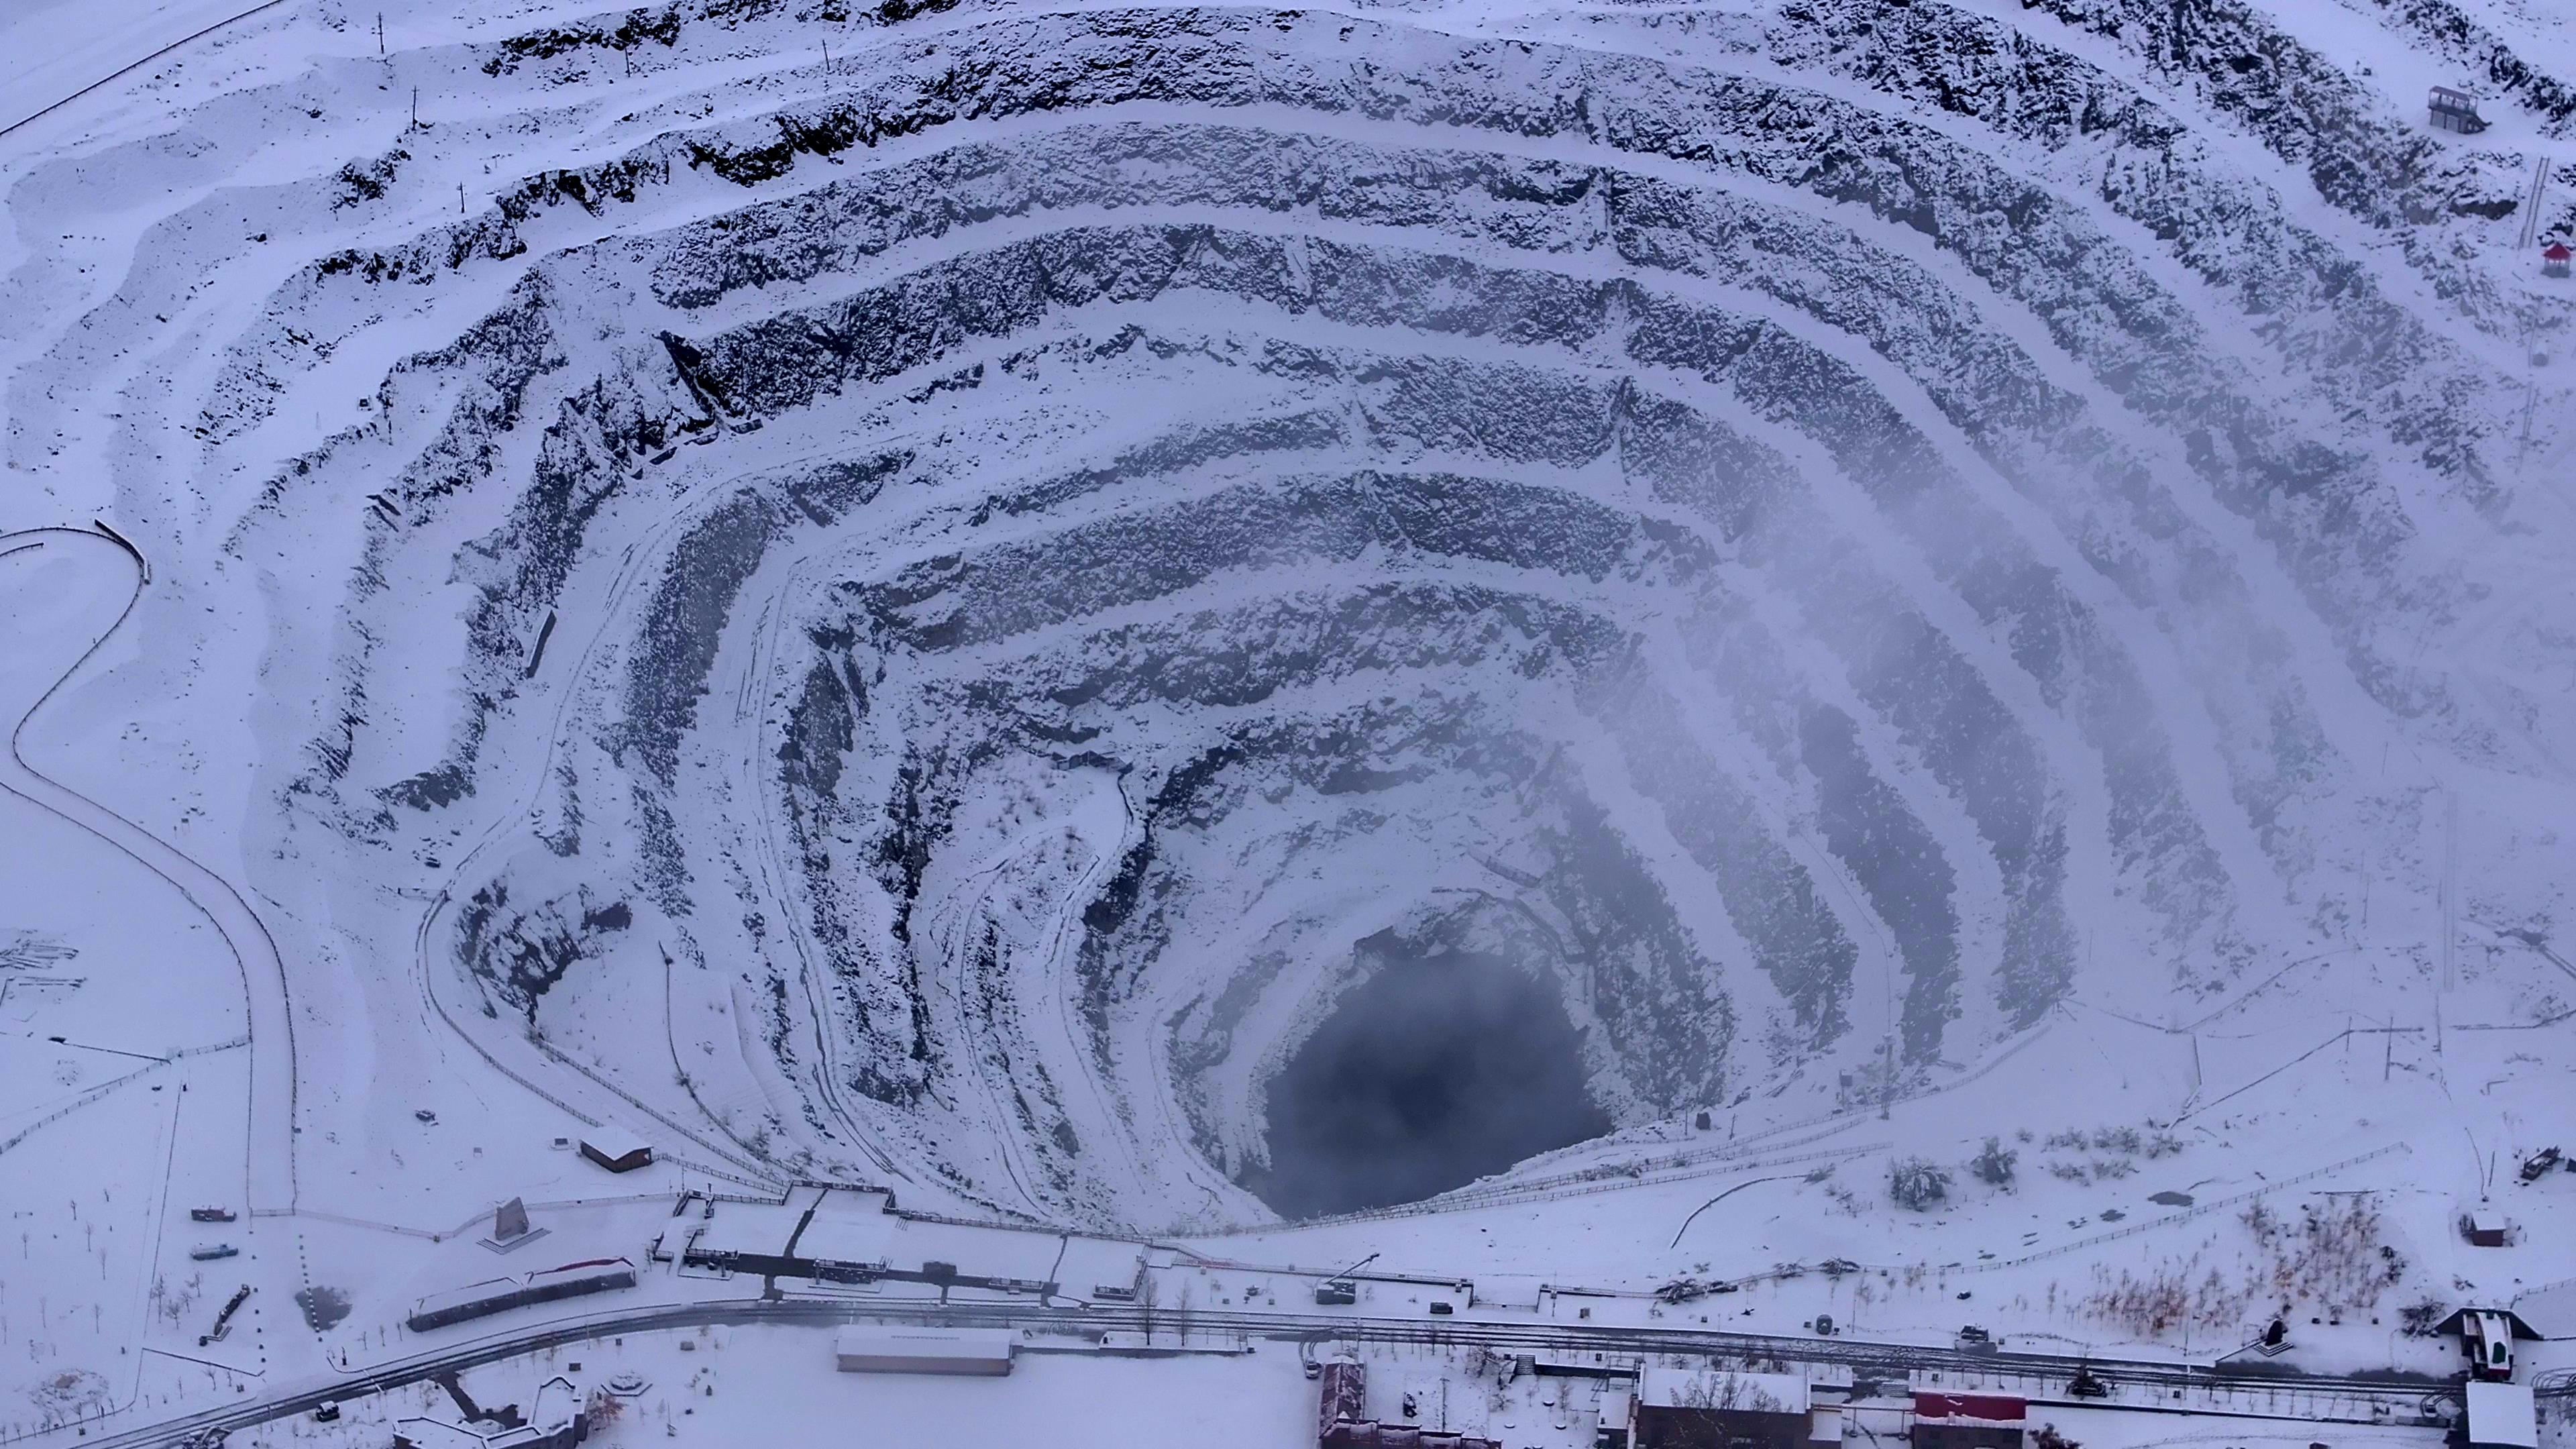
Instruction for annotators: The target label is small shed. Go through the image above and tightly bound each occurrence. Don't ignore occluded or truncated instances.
[578,1126,653,1173]
[1633,1369,1819,1449]
[2469,1209,2511,1248]
[2545,243,2571,280]
[2466,1381,2538,1449]
[1911,1391,2025,1449]
[2429,86,2489,134]
[834,1325,1014,1376]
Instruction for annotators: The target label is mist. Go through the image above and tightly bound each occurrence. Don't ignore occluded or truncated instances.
[1243,937,1610,1220]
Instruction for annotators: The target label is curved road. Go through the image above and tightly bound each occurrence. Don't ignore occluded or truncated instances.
[0,525,298,1212]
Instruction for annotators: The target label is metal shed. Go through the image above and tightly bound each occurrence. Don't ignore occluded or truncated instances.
[833,1325,1015,1376]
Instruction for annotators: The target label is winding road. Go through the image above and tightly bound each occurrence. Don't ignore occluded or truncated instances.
[0,524,299,1214]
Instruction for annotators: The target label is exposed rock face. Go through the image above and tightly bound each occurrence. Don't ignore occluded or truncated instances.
[13,0,2575,1226]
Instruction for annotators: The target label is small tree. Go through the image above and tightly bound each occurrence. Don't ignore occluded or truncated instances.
[2033,1426,2080,1449]
[1971,1136,2018,1187]
[1890,1157,1952,1211]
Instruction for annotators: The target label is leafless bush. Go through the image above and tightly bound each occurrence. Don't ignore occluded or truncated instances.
[2082,1258,2245,1335]
[1972,1137,2019,1187]
[2082,1194,2394,1338]
[1890,1157,1952,1211]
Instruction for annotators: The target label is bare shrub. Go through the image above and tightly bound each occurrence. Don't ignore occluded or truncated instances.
[1890,1157,1953,1211]
[2081,1194,2396,1339]
[1972,1136,2019,1187]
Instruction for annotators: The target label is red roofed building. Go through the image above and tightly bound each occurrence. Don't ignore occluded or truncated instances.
[1911,1391,2025,1449]
[2544,242,2571,279]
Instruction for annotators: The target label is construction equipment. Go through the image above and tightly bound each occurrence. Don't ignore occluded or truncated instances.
[1316,1252,1378,1305]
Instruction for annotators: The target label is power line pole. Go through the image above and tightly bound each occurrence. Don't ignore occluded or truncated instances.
[375,10,385,57]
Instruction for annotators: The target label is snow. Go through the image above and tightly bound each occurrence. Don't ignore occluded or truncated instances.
[1636,1365,1810,1411]
[831,1324,1014,1371]
[2470,1381,2541,1449]
[0,0,282,134]
[6,0,2576,1441]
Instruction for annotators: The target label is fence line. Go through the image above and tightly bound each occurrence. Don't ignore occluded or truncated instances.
[0,1038,237,1159]
[1950,1142,2412,1275]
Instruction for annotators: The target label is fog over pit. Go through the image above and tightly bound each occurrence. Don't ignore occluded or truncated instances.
[22,0,2576,1232]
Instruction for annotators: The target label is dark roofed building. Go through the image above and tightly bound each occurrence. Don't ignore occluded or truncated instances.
[578,1126,653,1173]
[1633,1370,1821,1449]
[2429,86,2489,133]
[1911,1391,2025,1449]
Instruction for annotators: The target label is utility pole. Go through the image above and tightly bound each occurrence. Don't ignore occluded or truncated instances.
[375,10,385,57]
[409,87,418,131]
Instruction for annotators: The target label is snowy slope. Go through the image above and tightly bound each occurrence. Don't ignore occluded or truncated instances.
[4,0,2576,1245]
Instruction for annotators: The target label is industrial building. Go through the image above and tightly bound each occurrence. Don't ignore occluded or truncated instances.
[406,1258,637,1332]
[1631,1368,1825,1449]
[2466,1381,2538,1449]
[677,1184,1146,1301]
[1909,1391,2025,1449]
[833,1326,1016,1375]
[578,1126,653,1173]
[1318,1360,1366,1439]
[393,1375,587,1449]
[1311,1356,1506,1448]
[1319,1425,1502,1448]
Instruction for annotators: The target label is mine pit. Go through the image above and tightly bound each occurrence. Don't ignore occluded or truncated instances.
[1244,944,1608,1219]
